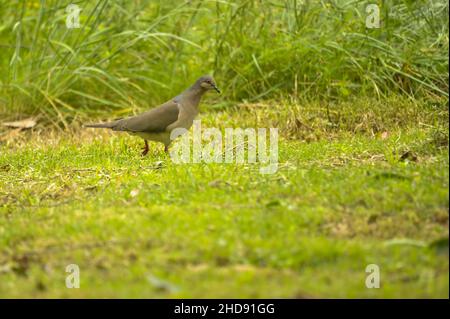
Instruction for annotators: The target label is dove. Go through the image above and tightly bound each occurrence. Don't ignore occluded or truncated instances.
[85,75,220,155]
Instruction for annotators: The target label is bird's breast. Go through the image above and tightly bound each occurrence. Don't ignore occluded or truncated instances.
[167,104,198,131]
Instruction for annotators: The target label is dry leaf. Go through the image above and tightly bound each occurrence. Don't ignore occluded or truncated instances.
[153,161,164,169]
[0,128,22,142]
[3,118,36,129]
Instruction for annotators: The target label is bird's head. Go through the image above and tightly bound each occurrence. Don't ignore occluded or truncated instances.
[197,75,220,93]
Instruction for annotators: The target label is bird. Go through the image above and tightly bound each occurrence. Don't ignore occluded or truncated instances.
[84,75,220,156]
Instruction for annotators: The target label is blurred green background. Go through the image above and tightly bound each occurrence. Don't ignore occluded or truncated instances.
[0,0,448,122]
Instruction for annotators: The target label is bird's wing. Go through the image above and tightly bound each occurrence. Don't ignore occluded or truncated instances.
[112,100,180,133]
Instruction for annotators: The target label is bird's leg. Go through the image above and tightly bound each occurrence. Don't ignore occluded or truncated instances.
[164,145,169,154]
[141,140,149,156]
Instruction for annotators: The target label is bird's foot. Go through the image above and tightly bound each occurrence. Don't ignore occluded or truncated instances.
[141,140,149,156]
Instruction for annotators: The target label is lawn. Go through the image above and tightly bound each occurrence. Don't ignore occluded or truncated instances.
[0,98,448,298]
[0,0,448,299]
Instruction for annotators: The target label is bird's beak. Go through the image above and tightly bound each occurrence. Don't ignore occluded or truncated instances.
[212,84,221,94]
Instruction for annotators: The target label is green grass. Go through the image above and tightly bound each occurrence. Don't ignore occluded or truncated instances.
[0,98,448,298]
[0,0,448,121]
[0,0,448,299]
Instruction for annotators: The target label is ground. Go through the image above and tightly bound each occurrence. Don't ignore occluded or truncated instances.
[0,98,448,298]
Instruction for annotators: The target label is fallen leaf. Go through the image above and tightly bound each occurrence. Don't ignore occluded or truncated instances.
[400,151,418,162]
[208,179,230,188]
[3,118,36,129]
[0,263,12,274]
[144,161,165,170]
[331,222,350,236]
[0,128,22,142]
[147,275,179,293]
[130,189,139,197]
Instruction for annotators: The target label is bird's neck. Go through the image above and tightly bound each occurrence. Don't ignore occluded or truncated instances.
[182,87,206,108]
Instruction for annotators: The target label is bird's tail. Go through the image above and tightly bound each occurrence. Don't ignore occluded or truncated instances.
[84,122,115,129]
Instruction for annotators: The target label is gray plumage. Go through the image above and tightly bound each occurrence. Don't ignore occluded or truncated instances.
[85,75,220,155]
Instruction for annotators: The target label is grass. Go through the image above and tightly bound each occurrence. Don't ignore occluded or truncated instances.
[0,0,448,122]
[0,0,448,299]
[0,98,448,298]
